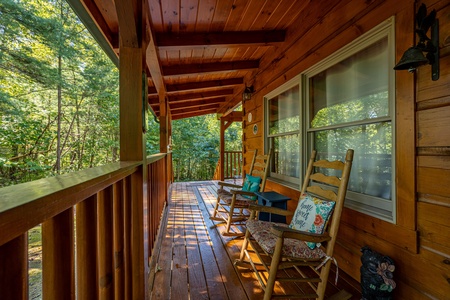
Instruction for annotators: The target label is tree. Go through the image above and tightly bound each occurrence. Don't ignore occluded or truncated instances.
[0,0,119,187]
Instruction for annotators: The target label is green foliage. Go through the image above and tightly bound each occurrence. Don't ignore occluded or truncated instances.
[171,114,242,181]
[0,0,119,187]
[0,0,242,187]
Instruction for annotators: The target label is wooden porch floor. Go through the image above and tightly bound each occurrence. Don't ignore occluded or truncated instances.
[148,181,361,299]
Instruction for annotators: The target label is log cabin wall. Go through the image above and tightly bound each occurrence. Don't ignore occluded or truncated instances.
[242,0,450,298]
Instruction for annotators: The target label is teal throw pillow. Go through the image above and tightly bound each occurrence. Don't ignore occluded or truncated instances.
[241,175,261,200]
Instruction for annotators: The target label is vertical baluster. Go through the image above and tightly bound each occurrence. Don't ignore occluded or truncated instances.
[149,163,155,255]
[113,181,125,299]
[76,194,98,299]
[0,233,28,299]
[130,170,145,299]
[98,186,114,299]
[123,176,132,300]
[42,208,74,299]
[226,152,230,178]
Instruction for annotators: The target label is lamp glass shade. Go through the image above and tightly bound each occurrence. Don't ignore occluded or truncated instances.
[242,86,254,101]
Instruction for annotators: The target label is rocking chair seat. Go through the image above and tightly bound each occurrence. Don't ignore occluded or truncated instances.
[246,220,326,260]
[217,188,255,207]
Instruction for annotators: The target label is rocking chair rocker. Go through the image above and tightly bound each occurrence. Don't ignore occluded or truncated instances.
[235,149,353,299]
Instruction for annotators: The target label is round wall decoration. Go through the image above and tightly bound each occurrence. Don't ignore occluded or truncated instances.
[253,124,258,135]
[248,112,252,123]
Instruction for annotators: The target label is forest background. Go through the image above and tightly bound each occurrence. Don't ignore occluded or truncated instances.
[0,0,242,188]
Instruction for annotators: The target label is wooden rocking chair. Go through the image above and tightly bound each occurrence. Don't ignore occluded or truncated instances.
[210,148,272,236]
[235,149,353,299]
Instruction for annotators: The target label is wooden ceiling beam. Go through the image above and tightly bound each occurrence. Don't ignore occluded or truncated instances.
[168,89,234,102]
[162,60,259,76]
[169,98,226,110]
[144,13,166,101]
[148,89,233,104]
[166,78,244,93]
[221,111,243,122]
[153,100,222,114]
[171,109,218,120]
[148,78,243,99]
[114,0,140,47]
[79,0,117,48]
[155,30,286,49]
[170,103,220,113]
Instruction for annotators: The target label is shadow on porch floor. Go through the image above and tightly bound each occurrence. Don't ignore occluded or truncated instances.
[148,181,361,299]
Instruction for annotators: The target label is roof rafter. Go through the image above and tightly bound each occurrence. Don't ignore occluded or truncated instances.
[162,60,259,76]
[155,30,286,49]
[148,89,233,104]
[169,98,226,110]
[171,109,218,120]
[166,78,243,93]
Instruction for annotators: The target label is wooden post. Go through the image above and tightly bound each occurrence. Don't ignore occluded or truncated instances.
[42,208,75,299]
[220,118,226,181]
[76,195,98,300]
[118,39,146,300]
[0,234,28,300]
[98,187,114,299]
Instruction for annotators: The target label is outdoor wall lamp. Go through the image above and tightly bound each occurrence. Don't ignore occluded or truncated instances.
[242,85,254,101]
[394,4,439,81]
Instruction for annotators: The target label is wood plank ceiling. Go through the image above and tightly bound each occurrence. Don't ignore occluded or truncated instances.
[81,0,309,120]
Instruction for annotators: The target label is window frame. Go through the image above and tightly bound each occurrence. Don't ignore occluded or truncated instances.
[264,18,397,222]
[264,75,302,186]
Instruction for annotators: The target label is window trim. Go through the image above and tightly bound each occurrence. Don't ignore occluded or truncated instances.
[263,18,397,223]
[304,17,396,223]
[264,75,302,185]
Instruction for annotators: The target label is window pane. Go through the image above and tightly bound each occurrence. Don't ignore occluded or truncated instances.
[314,123,392,200]
[268,85,300,135]
[270,134,300,179]
[310,37,389,128]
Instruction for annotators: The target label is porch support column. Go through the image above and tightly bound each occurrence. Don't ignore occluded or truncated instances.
[119,44,146,300]
[116,0,146,297]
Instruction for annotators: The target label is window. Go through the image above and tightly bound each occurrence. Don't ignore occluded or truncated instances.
[264,18,396,222]
[265,79,301,185]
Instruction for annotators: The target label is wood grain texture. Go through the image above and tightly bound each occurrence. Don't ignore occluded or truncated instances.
[76,195,98,300]
[98,187,114,299]
[0,234,28,300]
[42,208,75,300]
[0,161,139,246]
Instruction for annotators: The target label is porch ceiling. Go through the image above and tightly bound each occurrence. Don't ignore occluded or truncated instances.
[77,0,311,120]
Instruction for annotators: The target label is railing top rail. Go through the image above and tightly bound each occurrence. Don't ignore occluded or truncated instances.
[0,160,147,245]
[147,153,167,164]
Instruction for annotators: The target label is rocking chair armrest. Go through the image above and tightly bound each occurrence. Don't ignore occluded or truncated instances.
[230,189,255,197]
[247,204,294,216]
[218,181,243,189]
[270,225,331,243]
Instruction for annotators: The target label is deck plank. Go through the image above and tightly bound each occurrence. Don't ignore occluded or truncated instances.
[151,195,174,299]
[184,186,209,299]
[170,184,189,300]
[149,181,361,299]
[194,183,256,300]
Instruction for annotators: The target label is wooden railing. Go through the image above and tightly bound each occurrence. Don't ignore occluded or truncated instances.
[0,154,169,299]
[213,150,243,180]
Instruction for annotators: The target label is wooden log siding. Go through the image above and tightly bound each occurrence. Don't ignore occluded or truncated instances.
[240,0,450,299]
[0,154,168,299]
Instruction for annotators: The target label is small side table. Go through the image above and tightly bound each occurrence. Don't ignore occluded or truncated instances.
[255,191,290,223]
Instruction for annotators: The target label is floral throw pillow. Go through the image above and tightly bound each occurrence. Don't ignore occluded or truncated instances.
[289,193,336,249]
[241,175,261,200]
